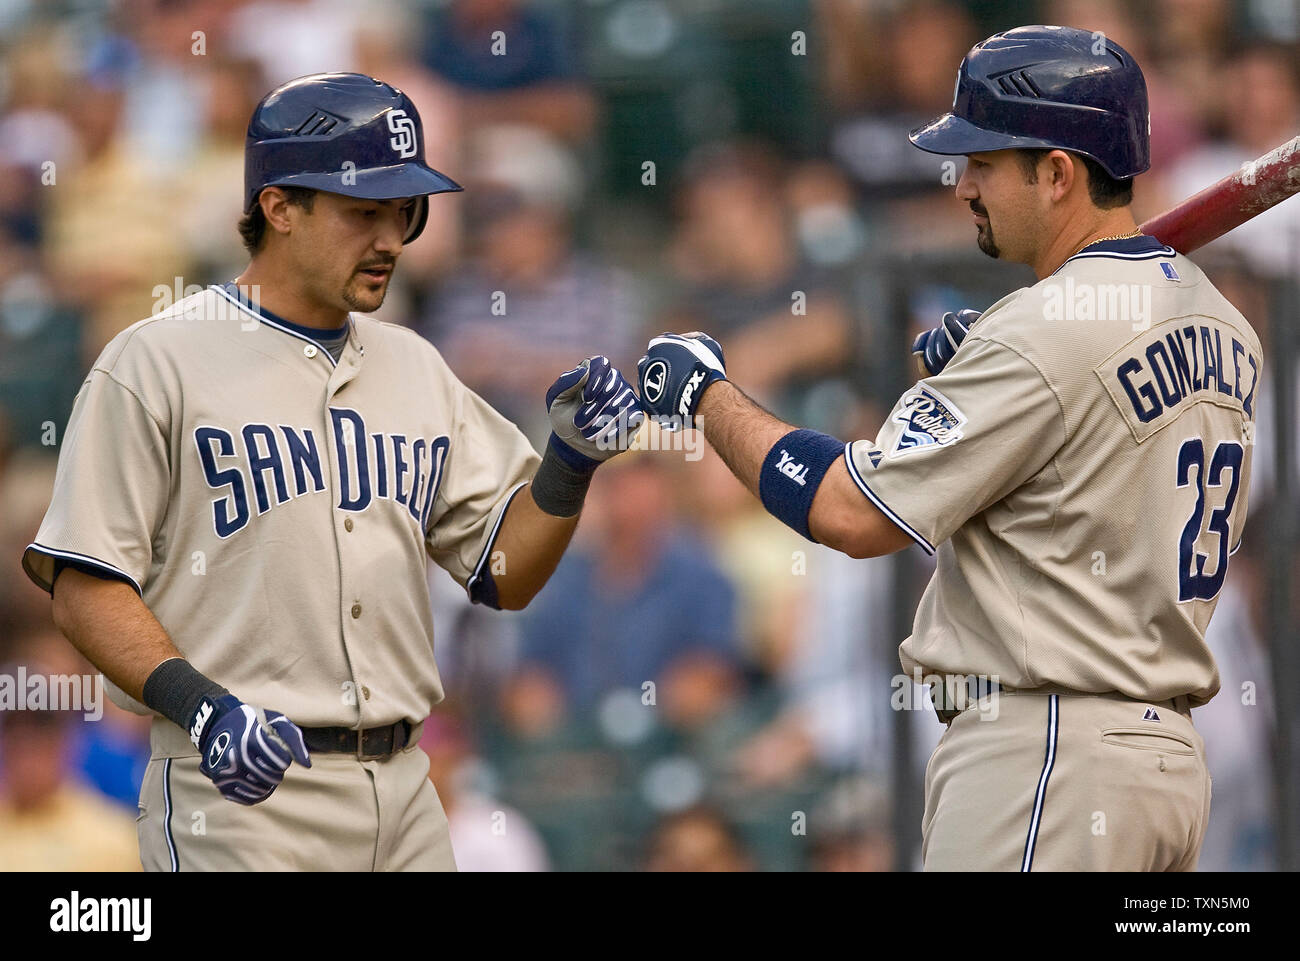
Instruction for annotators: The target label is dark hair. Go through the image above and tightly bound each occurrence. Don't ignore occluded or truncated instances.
[237,186,316,254]
[1016,149,1133,209]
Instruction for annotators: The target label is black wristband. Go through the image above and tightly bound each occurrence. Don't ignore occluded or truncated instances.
[530,438,596,517]
[141,658,229,734]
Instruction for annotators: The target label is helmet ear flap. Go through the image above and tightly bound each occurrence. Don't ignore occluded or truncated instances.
[403,195,429,244]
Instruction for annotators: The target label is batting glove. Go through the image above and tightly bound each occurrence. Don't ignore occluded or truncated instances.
[546,355,645,471]
[912,308,980,376]
[636,332,727,426]
[189,693,311,805]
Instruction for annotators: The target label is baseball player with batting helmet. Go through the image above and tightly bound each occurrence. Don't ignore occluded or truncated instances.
[636,26,1262,871]
[23,72,643,870]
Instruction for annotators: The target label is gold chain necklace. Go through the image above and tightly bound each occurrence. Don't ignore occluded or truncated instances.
[1072,228,1143,258]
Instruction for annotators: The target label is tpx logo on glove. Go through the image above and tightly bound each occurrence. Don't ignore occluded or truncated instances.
[678,370,706,417]
[643,360,668,404]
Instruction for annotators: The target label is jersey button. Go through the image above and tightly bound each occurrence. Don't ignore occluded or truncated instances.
[344,517,354,532]
[304,345,318,358]
[361,686,371,700]
[351,603,362,619]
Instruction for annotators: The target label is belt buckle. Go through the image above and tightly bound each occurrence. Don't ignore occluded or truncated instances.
[357,725,386,761]
[357,721,408,760]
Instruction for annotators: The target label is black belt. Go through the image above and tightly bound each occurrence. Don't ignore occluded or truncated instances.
[930,675,1002,725]
[301,720,413,760]
[929,679,1194,725]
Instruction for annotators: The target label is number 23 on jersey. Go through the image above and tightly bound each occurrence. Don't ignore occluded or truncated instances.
[1175,437,1243,602]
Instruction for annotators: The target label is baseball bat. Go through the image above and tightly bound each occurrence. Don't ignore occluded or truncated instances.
[1140,135,1300,254]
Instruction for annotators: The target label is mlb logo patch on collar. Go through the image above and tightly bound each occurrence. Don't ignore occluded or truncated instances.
[1142,707,1161,722]
[890,385,967,457]
[1159,261,1180,281]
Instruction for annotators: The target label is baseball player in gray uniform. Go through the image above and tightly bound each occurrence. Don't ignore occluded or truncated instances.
[636,27,1262,870]
[23,73,643,870]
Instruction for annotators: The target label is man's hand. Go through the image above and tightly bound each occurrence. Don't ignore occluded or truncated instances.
[912,308,980,377]
[636,332,727,425]
[546,355,645,469]
[190,693,311,805]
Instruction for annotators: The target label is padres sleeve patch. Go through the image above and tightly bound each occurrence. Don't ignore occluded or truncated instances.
[890,384,967,457]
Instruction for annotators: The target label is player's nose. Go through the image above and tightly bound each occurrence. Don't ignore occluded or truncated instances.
[373,207,406,254]
[955,161,979,201]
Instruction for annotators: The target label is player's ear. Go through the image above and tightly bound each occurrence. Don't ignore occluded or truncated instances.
[1046,150,1076,202]
[258,187,297,239]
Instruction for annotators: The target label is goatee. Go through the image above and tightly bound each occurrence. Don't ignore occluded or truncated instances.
[976,222,1000,259]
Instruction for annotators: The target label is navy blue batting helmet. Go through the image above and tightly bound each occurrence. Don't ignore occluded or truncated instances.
[244,72,462,243]
[909,25,1150,180]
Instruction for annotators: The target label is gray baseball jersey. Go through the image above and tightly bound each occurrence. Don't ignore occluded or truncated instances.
[23,284,539,729]
[846,236,1262,707]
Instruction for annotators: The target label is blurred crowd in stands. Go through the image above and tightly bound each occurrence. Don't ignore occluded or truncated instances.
[0,0,1294,871]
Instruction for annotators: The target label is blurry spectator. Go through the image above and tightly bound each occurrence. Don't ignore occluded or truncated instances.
[355,3,468,286]
[0,635,139,871]
[816,0,890,115]
[506,452,741,723]
[172,56,263,282]
[0,410,11,480]
[784,160,869,275]
[1149,0,1239,124]
[0,27,83,240]
[72,698,151,813]
[225,0,365,87]
[1161,41,1300,279]
[730,542,939,788]
[0,623,147,813]
[0,0,1293,874]
[1199,254,1298,507]
[424,559,524,708]
[0,451,58,646]
[678,442,808,673]
[42,43,192,355]
[115,0,228,179]
[1046,0,1207,178]
[643,805,754,872]
[827,1,978,200]
[809,776,894,872]
[1195,515,1278,870]
[666,143,853,413]
[0,224,84,452]
[422,713,550,871]
[421,127,642,437]
[421,0,596,142]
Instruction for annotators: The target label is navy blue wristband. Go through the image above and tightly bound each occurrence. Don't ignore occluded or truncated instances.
[758,429,846,542]
[530,435,596,517]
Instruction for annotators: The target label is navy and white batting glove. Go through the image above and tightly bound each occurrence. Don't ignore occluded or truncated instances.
[546,355,646,471]
[189,693,311,805]
[912,308,980,376]
[636,332,727,426]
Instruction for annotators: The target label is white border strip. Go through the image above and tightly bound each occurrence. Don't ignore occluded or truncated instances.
[209,284,339,368]
[647,335,725,372]
[163,758,179,872]
[841,443,936,555]
[465,482,529,604]
[1053,244,1177,275]
[1021,693,1059,872]
[24,543,142,596]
